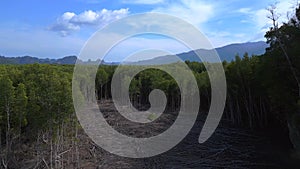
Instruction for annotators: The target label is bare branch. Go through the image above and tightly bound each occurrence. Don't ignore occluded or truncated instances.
[267,4,281,28]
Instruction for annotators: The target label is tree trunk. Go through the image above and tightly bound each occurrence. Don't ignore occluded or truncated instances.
[5,105,11,169]
[288,113,300,153]
[75,122,80,169]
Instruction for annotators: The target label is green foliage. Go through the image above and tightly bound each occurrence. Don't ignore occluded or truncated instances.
[0,64,76,141]
[0,76,15,128]
[13,83,28,129]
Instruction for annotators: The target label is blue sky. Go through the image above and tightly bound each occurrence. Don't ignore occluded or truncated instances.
[0,0,298,61]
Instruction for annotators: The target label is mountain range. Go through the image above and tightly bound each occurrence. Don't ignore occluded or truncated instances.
[0,55,79,65]
[0,41,268,65]
[132,41,268,65]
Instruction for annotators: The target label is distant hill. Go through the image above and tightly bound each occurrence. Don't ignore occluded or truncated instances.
[0,55,121,65]
[132,41,268,65]
[0,41,268,65]
[0,55,79,65]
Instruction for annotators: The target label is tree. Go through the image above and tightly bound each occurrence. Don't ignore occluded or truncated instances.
[96,68,108,100]
[266,4,300,98]
[0,77,15,169]
[264,4,300,152]
[12,83,28,142]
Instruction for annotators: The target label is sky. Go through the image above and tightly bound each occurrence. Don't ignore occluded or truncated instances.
[0,0,298,61]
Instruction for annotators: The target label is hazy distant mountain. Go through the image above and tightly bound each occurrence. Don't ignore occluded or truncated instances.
[0,55,121,65]
[132,41,268,65]
[0,55,79,65]
[55,56,78,64]
[0,41,268,65]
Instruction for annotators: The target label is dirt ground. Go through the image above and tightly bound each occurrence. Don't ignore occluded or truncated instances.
[69,100,300,169]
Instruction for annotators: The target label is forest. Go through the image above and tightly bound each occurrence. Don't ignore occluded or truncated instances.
[0,4,300,169]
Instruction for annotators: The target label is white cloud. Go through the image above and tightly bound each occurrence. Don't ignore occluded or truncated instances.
[148,0,237,48]
[152,0,214,27]
[48,12,80,37]
[205,31,248,48]
[238,0,297,31]
[237,8,252,14]
[234,0,298,42]
[62,12,76,20]
[48,8,129,36]
[71,10,100,25]
[122,0,164,5]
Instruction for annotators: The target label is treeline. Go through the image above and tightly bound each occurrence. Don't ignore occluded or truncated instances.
[92,53,292,130]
